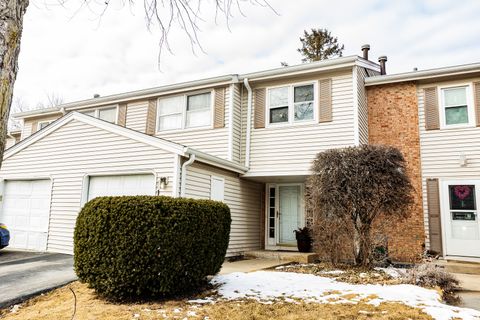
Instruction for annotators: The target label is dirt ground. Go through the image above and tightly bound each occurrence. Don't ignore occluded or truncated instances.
[0,281,432,320]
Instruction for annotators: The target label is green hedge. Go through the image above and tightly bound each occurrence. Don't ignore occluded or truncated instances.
[74,196,231,300]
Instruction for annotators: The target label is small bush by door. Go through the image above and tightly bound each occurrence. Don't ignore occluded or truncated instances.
[74,196,231,300]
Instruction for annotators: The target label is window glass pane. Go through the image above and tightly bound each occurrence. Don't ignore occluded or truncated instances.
[39,122,50,129]
[186,110,210,128]
[444,87,467,106]
[82,110,96,117]
[187,93,211,111]
[159,114,182,131]
[159,96,183,115]
[445,106,468,125]
[270,106,288,123]
[294,84,314,103]
[269,87,288,106]
[98,108,116,123]
[294,102,314,121]
[449,185,476,210]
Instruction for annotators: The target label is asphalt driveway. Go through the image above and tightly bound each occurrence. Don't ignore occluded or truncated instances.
[0,250,76,308]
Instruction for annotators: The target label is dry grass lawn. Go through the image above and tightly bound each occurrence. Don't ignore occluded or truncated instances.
[0,281,432,320]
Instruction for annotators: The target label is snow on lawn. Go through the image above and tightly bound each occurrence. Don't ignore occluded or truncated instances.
[204,271,480,320]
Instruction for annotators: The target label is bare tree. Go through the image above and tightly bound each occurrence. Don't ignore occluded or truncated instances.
[0,0,274,169]
[36,92,64,109]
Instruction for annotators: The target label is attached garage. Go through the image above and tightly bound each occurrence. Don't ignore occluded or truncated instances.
[87,174,155,200]
[0,179,52,251]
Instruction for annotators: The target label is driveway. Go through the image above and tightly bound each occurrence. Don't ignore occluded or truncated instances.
[0,250,76,308]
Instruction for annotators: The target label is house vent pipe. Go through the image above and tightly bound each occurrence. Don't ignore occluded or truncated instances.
[180,154,196,197]
[378,56,387,75]
[244,78,252,168]
[361,44,370,60]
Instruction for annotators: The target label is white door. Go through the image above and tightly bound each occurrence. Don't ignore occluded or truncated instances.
[0,180,51,251]
[443,181,480,257]
[88,174,155,200]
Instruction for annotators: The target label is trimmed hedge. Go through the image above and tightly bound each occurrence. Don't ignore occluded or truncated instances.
[74,196,231,300]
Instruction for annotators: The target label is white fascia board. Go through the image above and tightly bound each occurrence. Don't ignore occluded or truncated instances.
[185,147,248,174]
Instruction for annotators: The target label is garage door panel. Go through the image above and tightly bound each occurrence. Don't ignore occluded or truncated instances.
[0,180,51,251]
[88,174,155,200]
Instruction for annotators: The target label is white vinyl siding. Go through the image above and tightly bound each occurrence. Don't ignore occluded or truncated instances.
[184,162,263,256]
[0,119,176,254]
[5,137,17,149]
[418,79,480,250]
[21,115,61,140]
[126,101,149,133]
[157,89,230,159]
[241,72,356,175]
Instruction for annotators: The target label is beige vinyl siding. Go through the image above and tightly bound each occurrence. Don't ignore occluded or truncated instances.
[184,162,263,256]
[0,119,175,254]
[125,101,149,133]
[231,84,242,163]
[417,78,480,249]
[5,137,17,149]
[157,89,230,159]
[241,71,356,175]
[21,114,61,140]
[357,67,369,145]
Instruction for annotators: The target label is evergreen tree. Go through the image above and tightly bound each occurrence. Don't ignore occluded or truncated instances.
[298,28,344,62]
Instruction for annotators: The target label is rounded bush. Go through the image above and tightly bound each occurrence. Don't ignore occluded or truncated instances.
[74,196,231,300]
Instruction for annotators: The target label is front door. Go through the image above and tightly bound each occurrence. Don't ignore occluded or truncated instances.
[266,184,304,249]
[442,181,480,257]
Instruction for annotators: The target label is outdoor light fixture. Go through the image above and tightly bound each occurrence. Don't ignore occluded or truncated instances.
[160,177,169,190]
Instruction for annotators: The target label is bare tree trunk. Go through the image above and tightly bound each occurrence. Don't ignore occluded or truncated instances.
[0,0,28,168]
[353,216,372,267]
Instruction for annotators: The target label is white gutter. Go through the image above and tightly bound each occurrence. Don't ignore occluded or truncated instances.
[185,147,248,174]
[180,154,196,197]
[243,78,252,168]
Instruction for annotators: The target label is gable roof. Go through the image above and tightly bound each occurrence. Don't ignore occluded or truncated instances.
[4,112,248,174]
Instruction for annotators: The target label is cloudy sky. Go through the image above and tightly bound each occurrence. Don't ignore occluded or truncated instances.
[12,0,480,111]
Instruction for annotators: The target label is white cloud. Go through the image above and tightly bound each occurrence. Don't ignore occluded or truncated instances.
[12,0,480,110]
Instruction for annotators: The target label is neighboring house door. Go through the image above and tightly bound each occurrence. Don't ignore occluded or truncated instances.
[442,180,480,258]
[87,174,156,200]
[0,179,52,251]
[266,183,304,250]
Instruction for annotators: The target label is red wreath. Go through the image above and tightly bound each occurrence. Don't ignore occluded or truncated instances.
[454,185,471,200]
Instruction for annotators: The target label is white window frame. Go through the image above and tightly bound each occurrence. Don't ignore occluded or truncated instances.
[266,81,317,127]
[37,121,53,131]
[156,90,214,133]
[210,175,225,202]
[80,105,119,124]
[439,83,475,129]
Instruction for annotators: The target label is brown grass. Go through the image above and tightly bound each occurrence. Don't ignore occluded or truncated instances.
[0,282,432,320]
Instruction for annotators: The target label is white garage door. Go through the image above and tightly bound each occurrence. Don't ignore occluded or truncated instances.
[0,180,51,251]
[88,174,155,200]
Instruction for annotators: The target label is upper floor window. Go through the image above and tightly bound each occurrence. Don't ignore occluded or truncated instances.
[81,106,117,123]
[267,83,315,125]
[37,121,52,131]
[440,85,474,128]
[157,92,212,132]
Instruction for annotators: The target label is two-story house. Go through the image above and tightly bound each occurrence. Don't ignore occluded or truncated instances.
[1,52,386,258]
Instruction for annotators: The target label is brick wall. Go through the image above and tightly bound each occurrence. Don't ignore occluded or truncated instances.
[367,82,425,262]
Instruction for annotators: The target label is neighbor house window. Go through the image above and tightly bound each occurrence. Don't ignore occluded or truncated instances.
[37,121,52,130]
[157,92,212,131]
[267,83,315,125]
[81,106,117,124]
[441,86,473,127]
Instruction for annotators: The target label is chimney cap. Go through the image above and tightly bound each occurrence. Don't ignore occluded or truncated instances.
[378,55,388,62]
[413,67,418,71]
[93,93,100,98]
[361,44,370,50]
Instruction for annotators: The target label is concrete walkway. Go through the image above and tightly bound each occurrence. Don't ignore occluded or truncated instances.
[454,273,480,311]
[0,251,76,308]
[220,258,288,274]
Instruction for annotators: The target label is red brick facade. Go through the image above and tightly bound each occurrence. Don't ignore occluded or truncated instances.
[367,82,425,262]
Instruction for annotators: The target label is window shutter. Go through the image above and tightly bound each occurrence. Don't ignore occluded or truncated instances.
[30,121,38,134]
[474,82,480,127]
[426,178,443,255]
[214,87,225,128]
[318,78,332,122]
[254,88,266,129]
[424,87,440,130]
[117,103,127,127]
[145,99,157,135]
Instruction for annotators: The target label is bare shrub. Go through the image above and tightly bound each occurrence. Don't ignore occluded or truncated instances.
[307,145,415,267]
[401,264,460,304]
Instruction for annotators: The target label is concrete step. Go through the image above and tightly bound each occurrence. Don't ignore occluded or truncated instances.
[435,260,480,275]
[245,250,318,263]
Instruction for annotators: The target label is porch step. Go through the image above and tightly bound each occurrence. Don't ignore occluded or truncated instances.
[245,250,319,264]
[434,260,480,275]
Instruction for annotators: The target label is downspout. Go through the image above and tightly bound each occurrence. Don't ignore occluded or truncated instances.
[244,78,252,168]
[180,154,196,197]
